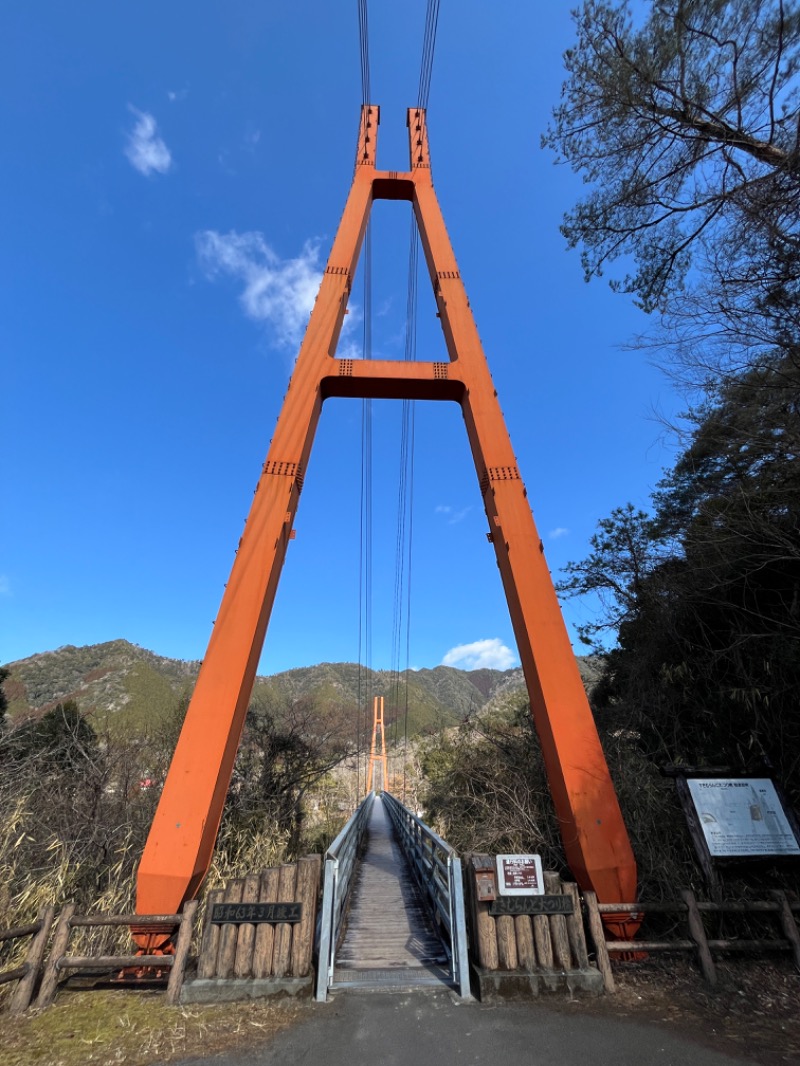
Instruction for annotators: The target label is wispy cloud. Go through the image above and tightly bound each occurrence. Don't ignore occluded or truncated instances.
[0,575,10,597]
[196,230,327,349]
[436,504,472,525]
[124,107,172,176]
[442,638,517,671]
[243,123,261,150]
[549,527,570,539]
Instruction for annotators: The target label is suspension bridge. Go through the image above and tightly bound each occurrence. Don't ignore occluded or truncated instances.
[127,0,637,978]
[316,791,470,999]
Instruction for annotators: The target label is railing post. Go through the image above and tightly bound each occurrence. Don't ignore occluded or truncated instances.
[450,857,471,998]
[315,857,337,1002]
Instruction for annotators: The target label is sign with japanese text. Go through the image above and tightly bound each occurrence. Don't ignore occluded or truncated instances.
[495,854,544,896]
[687,778,800,857]
[489,894,572,916]
[210,902,303,924]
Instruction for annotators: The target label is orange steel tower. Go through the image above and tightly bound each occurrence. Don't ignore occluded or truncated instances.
[366,696,388,795]
[134,107,637,941]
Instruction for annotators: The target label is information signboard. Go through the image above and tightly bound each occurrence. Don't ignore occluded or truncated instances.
[495,854,544,896]
[687,778,800,858]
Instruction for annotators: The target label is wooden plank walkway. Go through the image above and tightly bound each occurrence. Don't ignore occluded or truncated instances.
[333,796,450,989]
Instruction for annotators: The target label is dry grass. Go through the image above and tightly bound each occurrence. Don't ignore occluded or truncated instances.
[1,990,305,1066]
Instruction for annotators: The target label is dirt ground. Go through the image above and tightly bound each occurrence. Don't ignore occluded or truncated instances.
[573,955,800,1065]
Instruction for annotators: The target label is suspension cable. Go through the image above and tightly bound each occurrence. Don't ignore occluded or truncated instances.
[357,219,374,801]
[417,0,441,109]
[358,0,443,801]
[388,1,442,796]
[389,215,421,796]
[358,0,371,104]
[355,1,373,803]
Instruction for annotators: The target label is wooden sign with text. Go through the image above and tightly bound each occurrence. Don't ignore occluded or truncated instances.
[489,895,573,917]
[210,902,303,924]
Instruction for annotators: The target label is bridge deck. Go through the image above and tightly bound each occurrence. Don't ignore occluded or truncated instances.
[333,795,450,989]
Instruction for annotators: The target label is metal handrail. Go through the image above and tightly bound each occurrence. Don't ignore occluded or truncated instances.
[382,792,470,998]
[314,791,376,1001]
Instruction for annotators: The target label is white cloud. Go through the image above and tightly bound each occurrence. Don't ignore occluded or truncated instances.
[549,527,570,539]
[442,638,517,671]
[125,107,172,176]
[196,230,327,349]
[436,504,472,525]
[0,575,10,597]
[243,125,261,149]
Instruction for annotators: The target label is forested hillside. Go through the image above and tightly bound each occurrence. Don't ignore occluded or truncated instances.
[542,0,800,809]
[2,639,530,738]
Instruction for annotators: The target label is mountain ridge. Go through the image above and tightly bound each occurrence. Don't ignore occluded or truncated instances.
[3,639,599,738]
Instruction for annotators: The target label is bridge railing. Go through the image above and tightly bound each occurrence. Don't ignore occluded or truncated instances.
[314,791,375,1001]
[382,792,470,998]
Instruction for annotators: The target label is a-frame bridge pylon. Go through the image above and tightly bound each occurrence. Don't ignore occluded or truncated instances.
[366,695,388,795]
[135,107,637,937]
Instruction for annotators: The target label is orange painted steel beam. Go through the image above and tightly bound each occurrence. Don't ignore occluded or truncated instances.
[135,105,637,941]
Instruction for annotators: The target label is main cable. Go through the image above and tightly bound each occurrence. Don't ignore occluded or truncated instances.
[358,0,371,104]
[417,0,441,109]
[355,0,372,803]
[358,220,374,801]
[389,215,421,796]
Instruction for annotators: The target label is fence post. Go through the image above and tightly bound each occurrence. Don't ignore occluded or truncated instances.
[583,891,615,993]
[35,903,76,1009]
[681,889,717,986]
[165,900,198,1006]
[8,906,56,1016]
[771,890,800,972]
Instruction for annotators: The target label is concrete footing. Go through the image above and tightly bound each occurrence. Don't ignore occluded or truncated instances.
[471,965,603,1001]
[180,975,313,1004]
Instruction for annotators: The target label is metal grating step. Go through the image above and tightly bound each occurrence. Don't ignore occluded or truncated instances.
[332,964,452,991]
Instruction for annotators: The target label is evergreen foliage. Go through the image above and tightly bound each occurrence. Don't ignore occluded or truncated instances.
[543,0,800,321]
[559,358,800,801]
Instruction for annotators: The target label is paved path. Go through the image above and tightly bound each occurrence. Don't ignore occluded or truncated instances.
[164,989,758,1066]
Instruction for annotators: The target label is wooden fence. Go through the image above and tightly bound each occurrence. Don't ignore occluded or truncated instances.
[584,889,800,992]
[0,906,56,1015]
[34,903,198,1009]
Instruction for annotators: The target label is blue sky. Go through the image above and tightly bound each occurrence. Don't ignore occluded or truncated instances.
[2,2,677,675]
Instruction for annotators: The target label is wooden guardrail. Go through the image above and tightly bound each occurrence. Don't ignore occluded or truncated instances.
[196,856,320,984]
[0,906,56,1015]
[583,889,800,992]
[35,902,199,1009]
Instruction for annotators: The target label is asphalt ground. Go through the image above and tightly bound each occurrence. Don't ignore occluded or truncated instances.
[159,989,760,1066]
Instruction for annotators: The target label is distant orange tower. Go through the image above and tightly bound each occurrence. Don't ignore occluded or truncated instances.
[365,695,388,794]
[135,107,637,939]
